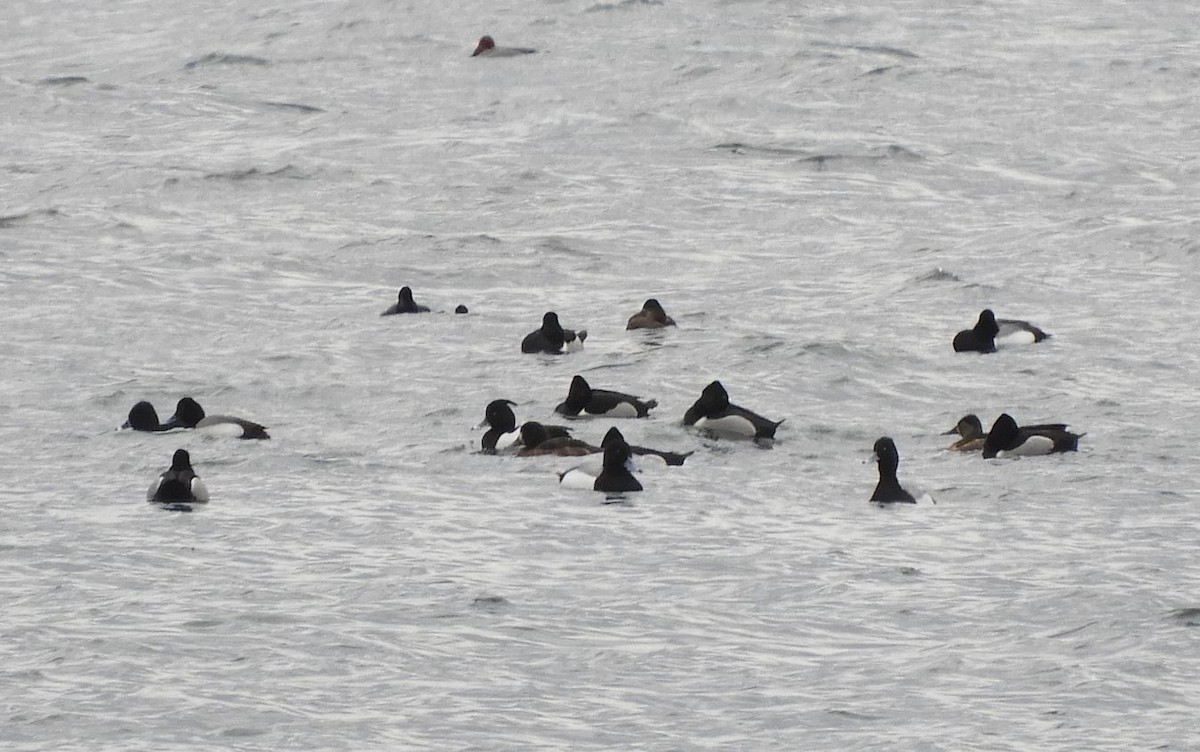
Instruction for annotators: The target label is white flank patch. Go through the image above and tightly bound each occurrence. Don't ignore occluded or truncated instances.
[994,330,1037,348]
[493,430,521,452]
[199,421,249,438]
[190,478,211,502]
[695,415,757,438]
[603,402,640,419]
[559,467,599,490]
[1001,435,1055,457]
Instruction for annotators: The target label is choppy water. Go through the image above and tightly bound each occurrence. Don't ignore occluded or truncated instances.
[3,0,1199,749]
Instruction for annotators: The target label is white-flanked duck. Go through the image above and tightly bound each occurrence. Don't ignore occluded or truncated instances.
[520,312,587,354]
[147,449,209,504]
[381,286,430,315]
[471,35,536,57]
[953,309,1050,353]
[683,380,783,441]
[479,399,571,454]
[164,397,270,440]
[981,413,1084,458]
[560,432,643,494]
[944,413,1075,453]
[480,399,522,454]
[626,298,676,330]
[558,426,688,488]
[554,375,657,418]
[870,437,916,504]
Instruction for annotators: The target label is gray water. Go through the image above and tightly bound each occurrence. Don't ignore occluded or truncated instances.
[3,0,1199,749]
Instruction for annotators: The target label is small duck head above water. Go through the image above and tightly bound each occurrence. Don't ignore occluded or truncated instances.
[123,401,171,432]
[626,298,676,330]
[382,286,431,315]
[471,35,537,57]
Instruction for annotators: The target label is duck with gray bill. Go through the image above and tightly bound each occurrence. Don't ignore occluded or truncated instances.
[953,309,1050,353]
[554,375,657,418]
[981,413,1083,458]
[944,413,1073,452]
[683,380,783,441]
[479,399,571,453]
[164,397,270,440]
[521,311,587,354]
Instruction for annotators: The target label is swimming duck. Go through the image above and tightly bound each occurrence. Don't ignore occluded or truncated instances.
[626,298,676,330]
[953,309,1050,353]
[480,399,522,453]
[516,421,600,457]
[554,375,657,418]
[943,413,1075,452]
[560,433,643,493]
[381,286,430,315]
[944,414,989,451]
[147,449,209,504]
[122,401,173,432]
[558,425,689,486]
[683,380,783,441]
[520,312,587,354]
[557,427,636,485]
[870,437,916,504]
[981,413,1083,458]
[479,399,571,453]
[471,35,537,57]
[164,397,271,440]
[601,426,691,466]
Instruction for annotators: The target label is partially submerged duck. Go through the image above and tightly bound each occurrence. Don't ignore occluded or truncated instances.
[626,298,676,330]
[471,35,537,57]
[122,401,173,432]
[381,286,430,315]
